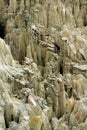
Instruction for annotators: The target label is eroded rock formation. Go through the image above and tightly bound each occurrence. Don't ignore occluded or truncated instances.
[0,0,87,130]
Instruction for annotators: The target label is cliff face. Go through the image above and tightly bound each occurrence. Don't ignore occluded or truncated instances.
[0,0,87,130]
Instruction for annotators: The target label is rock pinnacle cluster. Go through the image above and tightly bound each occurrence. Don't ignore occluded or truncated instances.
[0,0,87,130]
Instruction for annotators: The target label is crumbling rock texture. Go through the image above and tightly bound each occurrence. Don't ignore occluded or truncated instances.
[0,0,87,130]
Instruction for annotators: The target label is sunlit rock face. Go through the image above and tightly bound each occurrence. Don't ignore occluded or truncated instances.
[0,0,87,130]
[0,38,14,65]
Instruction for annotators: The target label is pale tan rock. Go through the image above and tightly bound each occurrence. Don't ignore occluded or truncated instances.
[43,107,53,121]
[52,117,59,130]
[0,0,87,130]
[20,0,25,10]
[29,116,43,130]
[58,81,66,117]
[58,123,70,130]
[72,74,87,98]
[9,0,17,13]
[69,98,87,126]
[0,38,15,66]
[66,97,76,114]
[0,107,5,129]
[52,115,68,130]
[27,45,33,60]
[4,103,18,128]
[9,121,30,130]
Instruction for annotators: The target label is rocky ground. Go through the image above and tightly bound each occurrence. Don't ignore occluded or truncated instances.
[0,0,87,130]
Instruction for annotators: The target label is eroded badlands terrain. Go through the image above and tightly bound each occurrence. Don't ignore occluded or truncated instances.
[0,0,87,130]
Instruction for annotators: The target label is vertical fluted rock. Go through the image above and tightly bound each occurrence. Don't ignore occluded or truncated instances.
[35,81,45,98]
[20,0,25,11]
[0,107,6,129]
[1,1,87,130]
[4,103,18,128]
[66,97,75,114]
[58,81,66,118]
[18,29,29,64]
[0,81,18,128]
[18,32,26,64]
[20,0,28,10]
[47,0,51,29]
[27,44,33,59]
[9,0,17,13]
[0,0,5,20]
[72,80,80,100]
[50,80,59,117]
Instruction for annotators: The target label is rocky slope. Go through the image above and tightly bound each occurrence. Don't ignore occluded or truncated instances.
[0,0,87,130]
